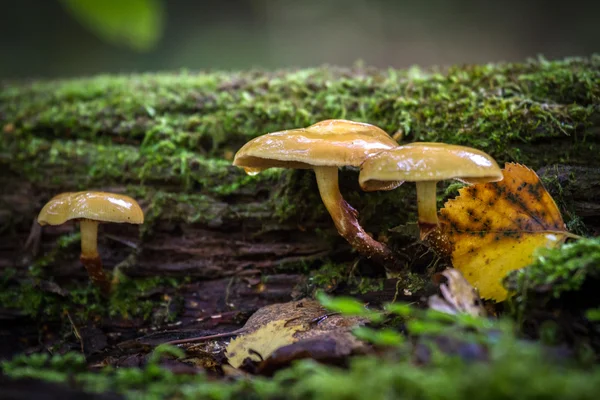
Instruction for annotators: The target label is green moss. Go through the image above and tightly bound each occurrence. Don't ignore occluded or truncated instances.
[3,302,600,400]
[499,238,600,354]
[309,261,351,290]
[2,57,598,254]
[29,233,82,276]
[0,271,185,322]
[0,270,63,317]
[2,134,319,230]
[213,167,283,196]
[141,191,227,229]
[3,135,248,190]
[108,275,185,320]
[2,56,598,174]
[304,260,383,295]
[272,347,599,400]
[307,261,427,296]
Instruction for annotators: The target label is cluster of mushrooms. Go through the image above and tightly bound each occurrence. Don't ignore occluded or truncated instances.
[233,119,503,273]
[36,119,502,291]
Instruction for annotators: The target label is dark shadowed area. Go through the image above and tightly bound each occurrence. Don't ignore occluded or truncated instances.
[0,0,598,79]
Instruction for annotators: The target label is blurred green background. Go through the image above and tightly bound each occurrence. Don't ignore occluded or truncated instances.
[1,0,598,79]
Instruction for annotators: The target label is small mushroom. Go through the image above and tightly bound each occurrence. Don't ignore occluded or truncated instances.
[37,191,144,294]
[359,142,502,238]
[233,119,403,271]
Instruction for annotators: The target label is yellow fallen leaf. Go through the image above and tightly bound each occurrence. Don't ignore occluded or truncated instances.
[226,319,303,368]
[439,163,576,302]
[224,299,368,368]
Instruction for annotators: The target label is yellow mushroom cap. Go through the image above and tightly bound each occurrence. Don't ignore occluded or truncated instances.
[359,142,503,191]
[233,119,398,173]
[37,191,144,226]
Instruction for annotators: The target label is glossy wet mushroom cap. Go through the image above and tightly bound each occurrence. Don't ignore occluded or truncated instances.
[233,119,399,173]
[37,191,144,294]
[38,191,145,226]
[233,119,404,273]
[359,142,502,239]
[359,142,503,191]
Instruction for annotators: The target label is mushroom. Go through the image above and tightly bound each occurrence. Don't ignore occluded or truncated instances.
[37,191,144,294]
[359,142,502,239]
[233,119,403,270]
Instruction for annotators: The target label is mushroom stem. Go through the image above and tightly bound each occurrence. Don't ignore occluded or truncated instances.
[79,219,111,294]
[314,166,403,273]
[415,181,439,239]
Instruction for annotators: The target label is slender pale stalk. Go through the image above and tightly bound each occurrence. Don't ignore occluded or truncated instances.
[314,166,402,273]
[79,219,111,294]
[415,181,440,239]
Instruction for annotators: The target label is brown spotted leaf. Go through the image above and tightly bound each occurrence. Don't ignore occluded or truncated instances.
[439,163,575,301]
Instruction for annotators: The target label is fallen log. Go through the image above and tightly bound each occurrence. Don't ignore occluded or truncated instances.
[0,57,599,362]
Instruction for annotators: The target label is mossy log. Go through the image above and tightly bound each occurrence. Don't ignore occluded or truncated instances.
[1,57,600,285]
[1,57,600,398]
